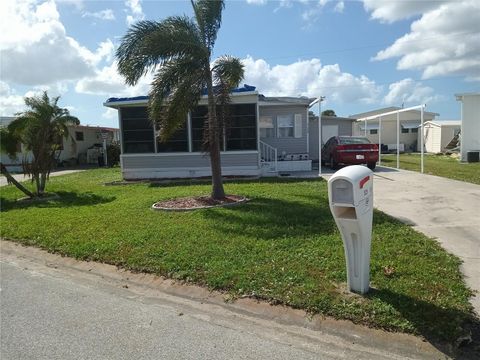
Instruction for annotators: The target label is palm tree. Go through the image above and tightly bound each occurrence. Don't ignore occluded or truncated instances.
[0,129,35,198]
[3,92,79,197]
[116,0,244,199]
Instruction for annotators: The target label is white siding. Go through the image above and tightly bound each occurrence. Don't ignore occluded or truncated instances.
[121,152,260,179]
[458,94,480,161]
[259,106,308,154]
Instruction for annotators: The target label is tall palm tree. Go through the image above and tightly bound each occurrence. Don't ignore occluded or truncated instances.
[3,91,79,196]
[116,0,244,199]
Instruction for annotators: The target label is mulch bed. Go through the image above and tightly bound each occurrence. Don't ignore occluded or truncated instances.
[152,195,249,211]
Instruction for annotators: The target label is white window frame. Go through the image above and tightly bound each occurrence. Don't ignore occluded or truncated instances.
[277,114,294,138]
[259,116,274,138]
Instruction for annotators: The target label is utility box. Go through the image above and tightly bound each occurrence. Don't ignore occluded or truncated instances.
[328,165,373,294]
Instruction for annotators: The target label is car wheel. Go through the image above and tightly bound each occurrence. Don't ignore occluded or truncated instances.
[330,156,338,170]
[367,162,376,170]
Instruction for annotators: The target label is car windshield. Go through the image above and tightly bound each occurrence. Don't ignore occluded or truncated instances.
[338,137,371,145]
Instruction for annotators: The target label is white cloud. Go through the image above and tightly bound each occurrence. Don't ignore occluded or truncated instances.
[0,82,27,116]
[0,82,59,116]
[334,1,344,13]
[372,1,480,81]
[75,61,153,97]
[246,0,267,5]
[242,56,380,104]
[125,0,145,26]
[82,9,115,21]
[383,78,441,106]
[0,0,105,86]
[363,0,448,23]
[102,107,117,120]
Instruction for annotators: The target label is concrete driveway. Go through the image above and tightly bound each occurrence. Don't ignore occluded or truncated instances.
[342,167,480,315]
[0,169,84,187]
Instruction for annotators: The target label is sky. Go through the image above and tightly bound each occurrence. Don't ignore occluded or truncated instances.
[1,0,479,127]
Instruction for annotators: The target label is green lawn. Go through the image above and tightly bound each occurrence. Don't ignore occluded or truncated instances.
[381,153,480,185]
[0,168,476,343]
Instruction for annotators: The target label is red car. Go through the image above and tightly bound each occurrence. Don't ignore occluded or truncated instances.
[321,136,379,170]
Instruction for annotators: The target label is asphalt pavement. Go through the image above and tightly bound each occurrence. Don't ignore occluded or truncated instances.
[0,241,444,360]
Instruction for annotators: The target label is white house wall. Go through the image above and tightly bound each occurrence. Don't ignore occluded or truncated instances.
[353,120,419,151]
[60,126,119,162]
[458,94,480,161]
[422,124,441,153]
[308,117,354,160]
[259,105,308,155]
[121,151,260,179]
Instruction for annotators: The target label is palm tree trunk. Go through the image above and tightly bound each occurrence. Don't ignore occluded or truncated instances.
[206,70,225,200]
[34,173,41,196]
[39,172,47,195]
[0,162,35,198]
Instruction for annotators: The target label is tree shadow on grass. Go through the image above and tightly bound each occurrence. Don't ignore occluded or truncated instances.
[0,191,116,212]
[201,195,338,240]
[366,288,480,359]
[201,195,404,241]
[147,177,323,189]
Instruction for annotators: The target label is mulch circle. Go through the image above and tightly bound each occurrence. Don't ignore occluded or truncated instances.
[152,194,249,211]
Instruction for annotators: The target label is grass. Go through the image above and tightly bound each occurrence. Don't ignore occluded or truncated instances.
[0,168,476,344]
[381,153,480,185]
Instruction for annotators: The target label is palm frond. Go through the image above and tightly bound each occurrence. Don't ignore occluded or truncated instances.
[0,127,20,159]
[212,55,244,90]
[191,0,224,49]
[149,60,205,140]
[117,17,205,86]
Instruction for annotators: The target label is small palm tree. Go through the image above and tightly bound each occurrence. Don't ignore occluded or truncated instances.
[2,92,79,197]
[116,0,244,199]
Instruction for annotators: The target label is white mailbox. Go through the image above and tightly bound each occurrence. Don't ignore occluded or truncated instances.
[328,165,373,294]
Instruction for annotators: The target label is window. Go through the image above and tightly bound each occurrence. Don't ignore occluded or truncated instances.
[75,131,84,141]
[259,116,274,138]
[411,127,418,133]
[225,104,257,150]
[401,128,409,134]
[277,115,294,137]
[370,129,378,135]
[121,107,155,153]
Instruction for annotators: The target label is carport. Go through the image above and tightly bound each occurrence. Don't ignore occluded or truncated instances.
[355,105,427,173]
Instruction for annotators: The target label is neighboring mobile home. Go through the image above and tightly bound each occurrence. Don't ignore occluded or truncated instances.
[0,116,119,171]
[104,85,319,180]
[350,107,439,152]
[455,93,480,162]
[59,125,120,165]
[420,120,461,153]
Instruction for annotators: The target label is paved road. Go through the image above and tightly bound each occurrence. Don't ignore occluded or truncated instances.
[0,169,84,187]
[0,242,443,360]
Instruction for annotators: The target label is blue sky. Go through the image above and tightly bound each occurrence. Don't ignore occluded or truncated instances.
[1,0,479,127]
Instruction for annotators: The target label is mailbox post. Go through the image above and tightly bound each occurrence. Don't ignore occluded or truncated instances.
[328,165,373,294]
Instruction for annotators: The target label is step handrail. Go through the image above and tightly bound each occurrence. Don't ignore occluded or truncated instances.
[259,140,277,172]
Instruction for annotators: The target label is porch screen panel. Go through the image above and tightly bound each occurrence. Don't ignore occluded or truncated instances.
[225,104,257,151]
[121,107,155,153]
[156,120,189,152]
[191,106,208,152]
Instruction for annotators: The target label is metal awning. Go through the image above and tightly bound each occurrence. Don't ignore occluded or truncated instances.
[401,121,421,129]
[359,123,380,131]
